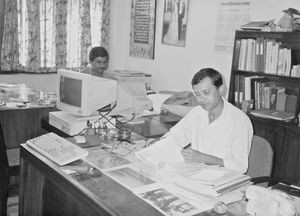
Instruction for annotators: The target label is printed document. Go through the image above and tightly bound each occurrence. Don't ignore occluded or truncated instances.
[135,136,184,167]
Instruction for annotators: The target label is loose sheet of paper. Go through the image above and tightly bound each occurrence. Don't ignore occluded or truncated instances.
[135,136,184,167]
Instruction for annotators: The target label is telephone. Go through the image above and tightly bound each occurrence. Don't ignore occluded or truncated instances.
[245,185,299,216]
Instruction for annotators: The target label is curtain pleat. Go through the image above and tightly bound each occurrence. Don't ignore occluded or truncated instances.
[101,0,110,50]
[55,0,68,69]
[1,0,19,71]
[26,0,41,72]
[80,0,91,68]
[0,0,6,63]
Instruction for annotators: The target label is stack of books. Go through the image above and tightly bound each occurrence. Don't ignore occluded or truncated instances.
[234,37,291,75]
[251,109,294,121]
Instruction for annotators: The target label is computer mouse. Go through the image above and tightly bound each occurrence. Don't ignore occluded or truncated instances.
[74,135,86,144]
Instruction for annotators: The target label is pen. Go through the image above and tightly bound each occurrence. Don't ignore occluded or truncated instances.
[183,143,191,150]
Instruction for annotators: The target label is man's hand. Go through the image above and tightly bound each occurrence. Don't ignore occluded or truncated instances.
[181,147,224,167]
[181,148,204,163]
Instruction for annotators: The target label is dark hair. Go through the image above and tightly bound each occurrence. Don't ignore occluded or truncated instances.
[89,46,109,62]
[191,68,223,88]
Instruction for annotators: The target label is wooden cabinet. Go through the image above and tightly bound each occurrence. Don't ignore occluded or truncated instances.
[229,30,300,184]
[283,127,300,183]
[250,115,300,183]
[0,105,56,148]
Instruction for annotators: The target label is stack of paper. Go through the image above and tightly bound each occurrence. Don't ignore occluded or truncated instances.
[172,166,251,197]
[240,20,274,31]
[135,139,251,198]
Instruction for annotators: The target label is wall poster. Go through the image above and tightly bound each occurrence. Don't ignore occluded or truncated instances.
[129,0,156,59]
[161,0,189,47]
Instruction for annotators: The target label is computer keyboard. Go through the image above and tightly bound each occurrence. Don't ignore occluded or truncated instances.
[26,132,88,166]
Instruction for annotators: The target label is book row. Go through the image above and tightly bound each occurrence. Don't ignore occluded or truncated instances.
[234,75,297,114]
[234,38,292,76]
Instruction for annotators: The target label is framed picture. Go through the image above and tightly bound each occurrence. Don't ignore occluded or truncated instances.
[129,0,157,59]
[162,0,189,47]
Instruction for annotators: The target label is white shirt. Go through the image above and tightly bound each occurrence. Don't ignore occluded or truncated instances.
[163,98,253,173]
[82,64,115,79]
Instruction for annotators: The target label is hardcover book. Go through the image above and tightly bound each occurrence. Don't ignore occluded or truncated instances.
[251,109,294,121]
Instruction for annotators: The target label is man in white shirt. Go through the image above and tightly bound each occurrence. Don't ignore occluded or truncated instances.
[82,46,114,79]
[138,68,253,173]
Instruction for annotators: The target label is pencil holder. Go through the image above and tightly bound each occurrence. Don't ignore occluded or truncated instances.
[118,125,131,141]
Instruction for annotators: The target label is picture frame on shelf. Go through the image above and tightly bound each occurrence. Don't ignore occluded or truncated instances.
[129,0,157,59]
[161,0,189,47]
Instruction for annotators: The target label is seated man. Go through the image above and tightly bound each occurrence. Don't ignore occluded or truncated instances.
[138,68,253,173]
[82,46,115,79]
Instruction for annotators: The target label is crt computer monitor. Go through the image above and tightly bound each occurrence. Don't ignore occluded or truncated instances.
[56,69,118,116]
[110,76,153,119]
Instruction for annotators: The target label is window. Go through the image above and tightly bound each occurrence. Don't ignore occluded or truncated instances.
[0,0,110,73]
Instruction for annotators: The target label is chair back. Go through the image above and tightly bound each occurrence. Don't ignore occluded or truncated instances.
[0,122,9,176]
[246,135,273,178]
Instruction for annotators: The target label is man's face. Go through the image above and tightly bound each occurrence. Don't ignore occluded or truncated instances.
[91,56,108,75]
[192,77,223,111]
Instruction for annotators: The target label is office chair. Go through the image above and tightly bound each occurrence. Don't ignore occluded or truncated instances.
[0,122,20,216]
[246,135,277,187]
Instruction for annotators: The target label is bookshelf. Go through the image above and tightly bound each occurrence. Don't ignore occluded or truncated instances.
[228,30,300,184]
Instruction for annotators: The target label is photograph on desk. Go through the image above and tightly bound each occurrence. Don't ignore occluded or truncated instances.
[134,183,201,216]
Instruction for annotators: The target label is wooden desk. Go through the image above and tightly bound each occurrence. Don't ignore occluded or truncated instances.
[20,112,247,216]
[0,105,56,149]
[126,113,181,138]
[19,144,247,216]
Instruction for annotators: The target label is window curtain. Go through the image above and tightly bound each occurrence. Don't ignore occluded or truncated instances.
[0,0,6,63]
[0,0,110,73]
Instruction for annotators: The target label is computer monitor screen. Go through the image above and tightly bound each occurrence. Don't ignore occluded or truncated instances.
[60,76,82,107]
[56,69,117,116]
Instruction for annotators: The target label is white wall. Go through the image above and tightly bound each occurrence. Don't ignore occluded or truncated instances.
[109,0,300,93]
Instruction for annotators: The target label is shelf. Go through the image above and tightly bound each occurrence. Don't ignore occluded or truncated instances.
[229,30,300,184]
[229,30,300,119]
[248,114,299,129]
[232,70,300,80]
